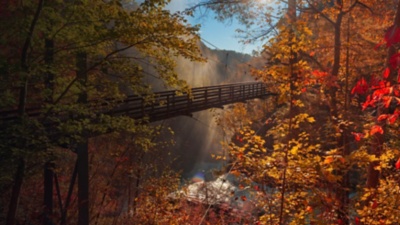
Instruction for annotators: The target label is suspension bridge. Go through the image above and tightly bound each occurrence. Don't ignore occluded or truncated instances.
[1,81,276,225]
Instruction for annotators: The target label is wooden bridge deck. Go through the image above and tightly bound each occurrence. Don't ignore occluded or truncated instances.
[1,82,275,122]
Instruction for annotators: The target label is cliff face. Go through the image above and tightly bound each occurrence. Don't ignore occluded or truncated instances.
[143,41,254,91]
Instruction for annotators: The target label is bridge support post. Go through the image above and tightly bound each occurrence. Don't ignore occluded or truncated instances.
[43,162,54,225]
[43,38,55,225]
[77,140,89,225]
[76,51,89,225]
[218,87,221,103]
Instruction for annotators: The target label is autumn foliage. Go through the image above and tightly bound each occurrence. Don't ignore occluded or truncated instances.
[1,0,400,224]
[211,0,400,224]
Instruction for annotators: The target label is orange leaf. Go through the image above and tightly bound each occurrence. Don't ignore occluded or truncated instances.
[230,170,241,176]
[240,195,247,201]
[306,206,313,213]
[395,158,400,169]
[370,125,384,135]
[324,156,334,164]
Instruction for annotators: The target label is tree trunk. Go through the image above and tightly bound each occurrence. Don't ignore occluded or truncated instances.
[6,159,25,225]
[6,0,44,223]
[278,1,297,224]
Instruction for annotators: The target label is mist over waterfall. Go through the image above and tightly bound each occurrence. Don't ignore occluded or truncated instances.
[144,42,255,180]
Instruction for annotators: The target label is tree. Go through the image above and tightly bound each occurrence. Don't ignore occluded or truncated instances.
[0,0,204,224]
[192,0,400,224]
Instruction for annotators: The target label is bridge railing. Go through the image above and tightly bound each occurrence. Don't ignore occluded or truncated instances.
[111,82,274,121]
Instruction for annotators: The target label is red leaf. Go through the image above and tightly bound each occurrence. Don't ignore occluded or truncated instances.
[388,114,398,124]
[383,96,392,108]
[371,80,386,90]
[362,95,376,110]
[373,87,391,99]
[352,77,369,95]
[372,200,378,209]
[390,53,400,69]
[370,125,384,135]
[377,114,389,121]
[351,86,357,95]
[383,67,390,79]
[312,70,328,77]
[351,132,364,141]
[301,87,307,93]
[355,217,360,225]
[385,25,400,47]
[396,158,400,169]
[398,69,400,83]
[394,89,400,97]
[241,195,247,201]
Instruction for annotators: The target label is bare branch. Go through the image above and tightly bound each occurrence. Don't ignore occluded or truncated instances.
[304,0,335,25]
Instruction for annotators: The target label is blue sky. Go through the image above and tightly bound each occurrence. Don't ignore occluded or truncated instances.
[165,0,263,55]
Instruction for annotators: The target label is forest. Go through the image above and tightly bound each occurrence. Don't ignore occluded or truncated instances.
[1,0,400,224]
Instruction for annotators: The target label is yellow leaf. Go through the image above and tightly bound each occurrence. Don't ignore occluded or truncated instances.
[307,117,316,123]
[291,146,299,155]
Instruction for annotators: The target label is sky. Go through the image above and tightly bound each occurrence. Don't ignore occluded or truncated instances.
[165,0,263,55]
